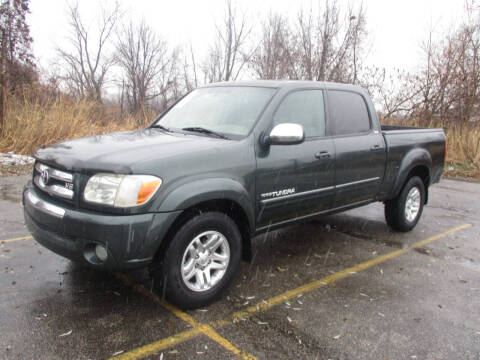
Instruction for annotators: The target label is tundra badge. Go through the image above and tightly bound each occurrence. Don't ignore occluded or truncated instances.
[261,188,296,199]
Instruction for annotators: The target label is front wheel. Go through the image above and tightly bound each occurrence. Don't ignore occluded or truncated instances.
[153,212,242,309]
[385,176,426,232]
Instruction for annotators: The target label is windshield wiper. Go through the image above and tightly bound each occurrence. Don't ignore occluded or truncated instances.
[151,124,173,132]
[181,127,230,139]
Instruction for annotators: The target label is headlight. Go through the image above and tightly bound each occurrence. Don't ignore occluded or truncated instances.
[84,174,162,207]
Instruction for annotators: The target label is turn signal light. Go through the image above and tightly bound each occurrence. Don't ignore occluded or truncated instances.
[137,180,161,205]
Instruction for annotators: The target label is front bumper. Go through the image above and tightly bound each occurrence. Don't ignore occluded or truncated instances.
[23,183,181,270]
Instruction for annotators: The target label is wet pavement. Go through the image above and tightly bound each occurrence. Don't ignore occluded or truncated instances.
[1,175,479,360]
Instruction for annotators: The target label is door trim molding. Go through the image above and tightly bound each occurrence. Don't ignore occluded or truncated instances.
[260,186,335,205]
[336,176,380,189]
[259,177,380,205]
[255,199,373,233]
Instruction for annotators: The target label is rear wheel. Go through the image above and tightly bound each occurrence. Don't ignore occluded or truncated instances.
[153,212,242,309]
[385,176,425,232]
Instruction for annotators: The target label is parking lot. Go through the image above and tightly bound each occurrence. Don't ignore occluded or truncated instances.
[1,175,479,360]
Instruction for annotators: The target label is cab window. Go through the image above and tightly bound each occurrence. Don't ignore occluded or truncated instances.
[273,90,326,138]
[328,90,371,135]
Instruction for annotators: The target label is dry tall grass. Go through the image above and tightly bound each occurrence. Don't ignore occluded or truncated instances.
[443,125,480,178]
[382,116,480,179]
[0,89,150,155]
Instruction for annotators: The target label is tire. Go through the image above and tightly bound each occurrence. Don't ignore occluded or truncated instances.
[385,176,426,232]
[153,211,242,309]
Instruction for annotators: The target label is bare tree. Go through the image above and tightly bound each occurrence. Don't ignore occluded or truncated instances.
[364,67,422,121]
[294,1,367,82]
[152,46,182,112]
[248,1,367,83]
[0,0,34,133]
[249,13,296,79]
[201,0,251,82]
[182,42,199,91]
[116,19,178,116]
[57,1,120,102]
[382,3,480,128]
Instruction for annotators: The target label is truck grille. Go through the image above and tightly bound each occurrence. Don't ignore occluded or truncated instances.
[33,162,75,202]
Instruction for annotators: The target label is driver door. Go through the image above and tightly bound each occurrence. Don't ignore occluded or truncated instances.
[255,89,336,229]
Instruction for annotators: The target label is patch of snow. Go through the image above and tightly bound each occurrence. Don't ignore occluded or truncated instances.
[0,152,34,166]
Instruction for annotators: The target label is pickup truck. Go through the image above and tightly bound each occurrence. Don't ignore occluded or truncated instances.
[23,81,446,309]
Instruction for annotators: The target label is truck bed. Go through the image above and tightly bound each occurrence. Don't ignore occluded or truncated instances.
[379,125,446,200]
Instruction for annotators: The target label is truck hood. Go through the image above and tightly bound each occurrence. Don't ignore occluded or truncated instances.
[34,128,228,174]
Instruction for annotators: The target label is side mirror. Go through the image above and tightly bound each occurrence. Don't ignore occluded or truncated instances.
[265,123,305,146]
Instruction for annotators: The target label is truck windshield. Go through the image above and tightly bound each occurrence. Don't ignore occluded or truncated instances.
[154,86,276,138]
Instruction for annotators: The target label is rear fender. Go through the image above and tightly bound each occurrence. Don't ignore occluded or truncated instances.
[390,148,432,199]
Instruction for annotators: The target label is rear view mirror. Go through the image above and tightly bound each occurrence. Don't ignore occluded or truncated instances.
[267,123,305,145]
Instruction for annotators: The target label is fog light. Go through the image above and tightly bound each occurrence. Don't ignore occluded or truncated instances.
[95,244,108,262]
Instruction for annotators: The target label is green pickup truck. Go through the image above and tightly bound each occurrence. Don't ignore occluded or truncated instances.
[23,81,446,308]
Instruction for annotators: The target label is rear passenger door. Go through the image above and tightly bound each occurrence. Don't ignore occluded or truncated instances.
[326,90,386,208]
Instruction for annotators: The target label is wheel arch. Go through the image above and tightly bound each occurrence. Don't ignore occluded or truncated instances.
[153,198,254,266]
[390,148,432,204]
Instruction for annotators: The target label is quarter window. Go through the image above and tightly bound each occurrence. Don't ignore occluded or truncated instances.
[328,90,371,135]
[273,90,326,138]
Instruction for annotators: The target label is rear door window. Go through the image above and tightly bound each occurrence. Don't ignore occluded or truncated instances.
[327,90,371,135]
[273,90,326,138]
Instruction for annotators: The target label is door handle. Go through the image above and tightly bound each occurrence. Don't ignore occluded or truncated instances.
[315,151,331,159]
[370,144,382,151]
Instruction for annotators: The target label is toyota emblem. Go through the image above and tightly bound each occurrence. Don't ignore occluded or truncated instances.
[41,169,50,186]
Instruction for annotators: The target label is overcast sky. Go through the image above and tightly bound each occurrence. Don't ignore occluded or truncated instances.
[29,0,466,78]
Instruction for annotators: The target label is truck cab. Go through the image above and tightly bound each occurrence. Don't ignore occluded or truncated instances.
[254,82,387,229]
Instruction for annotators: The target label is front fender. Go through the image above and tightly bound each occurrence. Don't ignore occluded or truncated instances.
[154,177,255,231]
[391,148,432,199]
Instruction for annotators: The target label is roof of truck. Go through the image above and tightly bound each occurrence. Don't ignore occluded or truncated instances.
[204,80,366,93]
